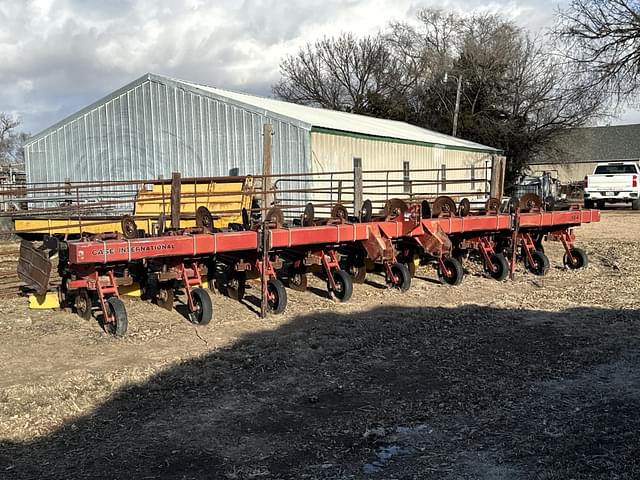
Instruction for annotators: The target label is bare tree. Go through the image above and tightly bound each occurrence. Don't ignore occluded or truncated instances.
[274,8,607,180]
[555,0,640,101]
[273,33,411,117]
[0,113,28,164]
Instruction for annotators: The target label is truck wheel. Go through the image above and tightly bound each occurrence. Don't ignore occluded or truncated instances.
[632,199,639,210]
[564,248,588,269]
[584,199,594,209]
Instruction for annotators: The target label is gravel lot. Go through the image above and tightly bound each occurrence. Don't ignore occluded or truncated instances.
[0,209,639,479]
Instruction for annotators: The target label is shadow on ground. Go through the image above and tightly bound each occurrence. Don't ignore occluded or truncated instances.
[1,304,639,479]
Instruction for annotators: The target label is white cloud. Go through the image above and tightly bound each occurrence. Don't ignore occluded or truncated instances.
[0,0,634,135]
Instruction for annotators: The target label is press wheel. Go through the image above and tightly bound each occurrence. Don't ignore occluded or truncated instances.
[432,196,456,217]
[384,198,407,218]
[331,203,349,221]
[302,202,315,226]
[265,207,284,228]
[196,206,214,230]
[121,215,138,239]
[360,199,373,223]
[458,198,471,217]
[520,193,542,212]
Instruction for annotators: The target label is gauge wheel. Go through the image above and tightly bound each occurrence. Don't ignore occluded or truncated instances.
[525,250,550,276]
[104,297,128,337]
[188,287,213,325]
[388,262,411,292]
[563,247,588,270]
[267,279,287,314]
[329,269,353,302]
[487,253,509,281]
[439,257,464,286]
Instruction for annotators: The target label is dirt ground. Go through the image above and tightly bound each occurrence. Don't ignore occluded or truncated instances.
[1,209,639,479]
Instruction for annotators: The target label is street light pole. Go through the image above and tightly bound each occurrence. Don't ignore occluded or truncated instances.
[452,74,462,137]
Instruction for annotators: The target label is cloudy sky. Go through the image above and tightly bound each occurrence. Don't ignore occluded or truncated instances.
[1,0,638,135]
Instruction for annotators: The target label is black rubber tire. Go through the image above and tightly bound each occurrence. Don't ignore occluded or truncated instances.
[105,297,128,337]
[330,269,353,302]
[563,247,588,269]
[584,199,594,209]
[632,199,640,211]
[487,253,509,281]
[421,200,431,219]
[196,206,214,230]
[156,285,174,311]
[544,196,555,211]
[74,289,93,321]
[287,270,308,292]
[389,262,411,292]
[360,199,373,223]
[347,263,367,284]
[405,260,416,278]
[302,202,315,226]
[267,279,287,315]
[439,257,464,286]
[458,198,471,217]
[525,250,550,276]
[227,272,246,301]
[189,287,213,325]
[121,215,138,239]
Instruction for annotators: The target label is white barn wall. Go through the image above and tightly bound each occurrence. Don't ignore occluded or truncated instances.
[310,130,494,213]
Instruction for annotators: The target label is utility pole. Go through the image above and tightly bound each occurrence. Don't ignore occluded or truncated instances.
[452,74,462,137]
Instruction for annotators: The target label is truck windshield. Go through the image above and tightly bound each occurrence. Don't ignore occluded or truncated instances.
[594,164,638,174]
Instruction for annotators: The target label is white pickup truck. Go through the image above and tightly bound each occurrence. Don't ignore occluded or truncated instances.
[584,161,640,210]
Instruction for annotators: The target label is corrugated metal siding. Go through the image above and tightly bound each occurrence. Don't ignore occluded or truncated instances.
[310,132,494,212]
[24,78,310,185]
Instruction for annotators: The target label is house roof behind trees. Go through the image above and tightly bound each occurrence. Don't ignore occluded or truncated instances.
[535,124,640,164]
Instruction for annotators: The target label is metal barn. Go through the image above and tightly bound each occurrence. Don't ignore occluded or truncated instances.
[23,73,503,213]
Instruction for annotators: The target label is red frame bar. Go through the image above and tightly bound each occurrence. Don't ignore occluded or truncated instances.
[66,210,601,266]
